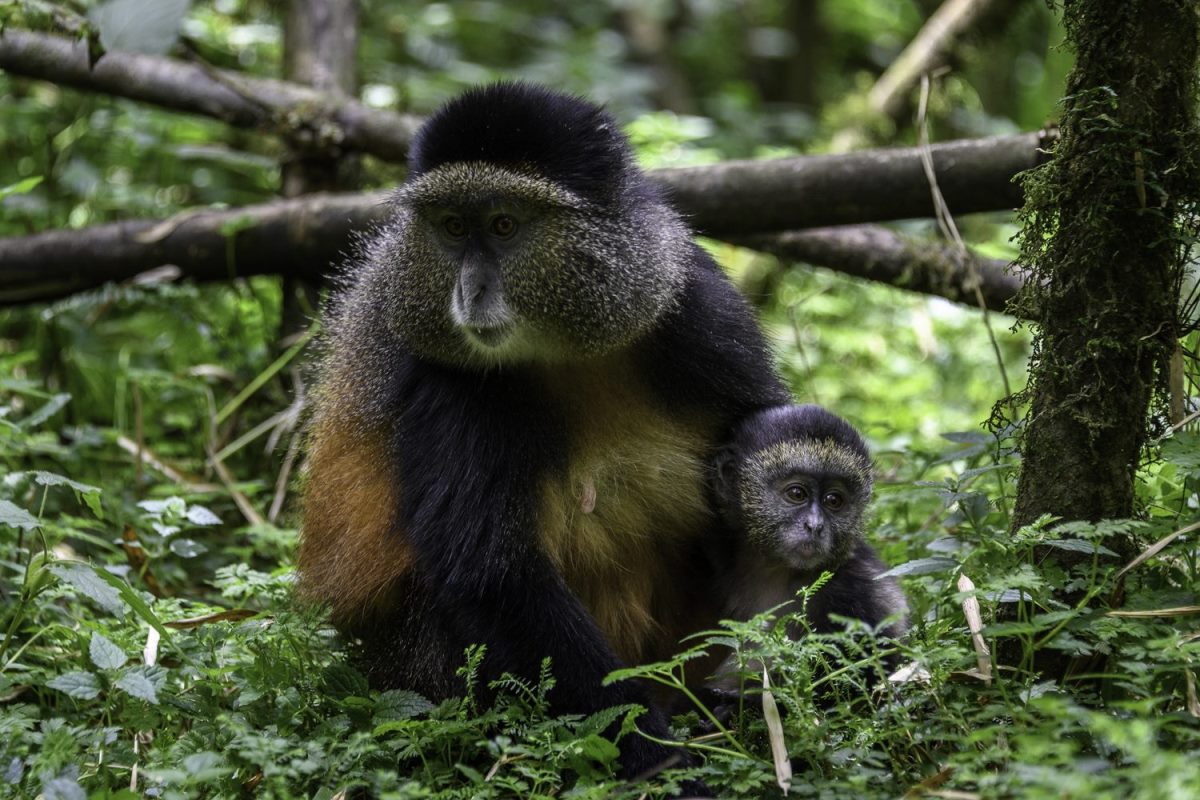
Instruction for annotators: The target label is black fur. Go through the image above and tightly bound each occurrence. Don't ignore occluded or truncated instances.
[409,82,633,206]
[729,403,871,465]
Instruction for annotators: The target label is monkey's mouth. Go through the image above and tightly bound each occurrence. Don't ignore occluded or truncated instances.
[463,322,514,348]
[784,539,831,570]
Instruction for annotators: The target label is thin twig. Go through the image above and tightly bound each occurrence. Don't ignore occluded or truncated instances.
[917,75,1016,408]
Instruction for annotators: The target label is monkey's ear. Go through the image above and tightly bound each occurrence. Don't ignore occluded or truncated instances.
[710,445,740,506]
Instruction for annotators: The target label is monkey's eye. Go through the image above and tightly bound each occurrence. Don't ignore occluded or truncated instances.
[822,491,845,511]
[443,216,467,238]
[782,484,808,504]
[489,214,518,239]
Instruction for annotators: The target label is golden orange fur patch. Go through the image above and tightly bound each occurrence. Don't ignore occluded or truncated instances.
[537,357,719,664]
[297,412,412,624]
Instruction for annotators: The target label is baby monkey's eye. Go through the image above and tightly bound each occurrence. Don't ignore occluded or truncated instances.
[490,214,518,238]
[783,484,808,504]
[822,491,845,511]
[443,216,468,238]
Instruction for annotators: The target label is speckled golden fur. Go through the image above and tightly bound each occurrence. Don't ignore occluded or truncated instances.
[537,356,719,664]
[296,408,412,624]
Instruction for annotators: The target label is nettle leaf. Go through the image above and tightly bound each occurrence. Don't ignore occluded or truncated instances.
[1042,539,1118,557]
[139,497,187,520]
[48,562,126,616]
[28,471,104,519]
[42,774,86,800]
[169,538,207,558]
[115,669,159,704]
[375,689,435,721]
[90,0,191,56]
[29,471,101,496]
[185,505,221,526]
[1162,432,1200,473]
[322,662,370,699]
[21,393,70,429]
[182,751,229,780]
[878,557,958,578]
[47,671,101,700]
[571,733,620,764]
[89,633,127,671]
[0,499,39,531]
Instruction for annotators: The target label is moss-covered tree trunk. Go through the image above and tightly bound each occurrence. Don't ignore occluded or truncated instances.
[1010,0,1198,531]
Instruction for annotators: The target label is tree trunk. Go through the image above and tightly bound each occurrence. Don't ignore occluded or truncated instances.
[1009,0,1198,530]
[280,0,359,334]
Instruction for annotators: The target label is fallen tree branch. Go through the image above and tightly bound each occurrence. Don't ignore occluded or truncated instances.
[0,29,419,161]
[0,188,1023,312]
[0,191,392,304]
[0,128,1048,305]
[658,131,1049,235]
[734,225,1023,314]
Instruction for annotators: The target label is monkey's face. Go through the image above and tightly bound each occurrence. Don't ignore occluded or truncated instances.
[733,440,872,574]
[373,164,689,367]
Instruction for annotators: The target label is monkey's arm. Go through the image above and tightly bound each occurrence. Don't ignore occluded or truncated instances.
[643,248,791,417]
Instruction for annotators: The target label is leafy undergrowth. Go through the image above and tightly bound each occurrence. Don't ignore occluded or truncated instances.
[2,282,1199,799]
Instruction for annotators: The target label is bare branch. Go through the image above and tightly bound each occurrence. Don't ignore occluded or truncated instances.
[869,0,1018,121]
[0,204,1025,313]
[0,191,392,304]
[657,131,1052,235]
[0,29,419,162]
[0,133,1048,306]
[733,225,1023,314]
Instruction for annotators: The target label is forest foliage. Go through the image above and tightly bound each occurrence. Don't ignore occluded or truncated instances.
[1,1,1199,798]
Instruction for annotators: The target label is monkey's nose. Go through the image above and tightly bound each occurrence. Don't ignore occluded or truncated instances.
[803,519,825,536]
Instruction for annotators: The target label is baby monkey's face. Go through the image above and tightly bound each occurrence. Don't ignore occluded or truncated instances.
[740,459,869,574]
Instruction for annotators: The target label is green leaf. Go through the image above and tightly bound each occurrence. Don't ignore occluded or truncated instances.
[1162,432,1200,472]
[169,538,207,558]
[47,671,101,700]
[21,393,70,429]
[115,669,159,704]
[89,633,127,671]
[185,505,221,526]
[90,0,191,56]
[0,499,39,531]
[577,704,638,737]
[0,176,43,199]
[26,471,104,519]
[375,689,434,720]
[42,774,86,800]
[47,562,126,616]
[941,431,991,444]
[573,733,620,764]
[1042,539,1118,557]
[28,471,102,496]
[877,557,958,578]
[85,563,173,641]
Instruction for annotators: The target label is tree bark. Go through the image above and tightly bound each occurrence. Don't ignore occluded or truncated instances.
[0,193,1019,313]
[735,225,1021,313]
[280,0,360,333]
[655,131,1050,234]
[0,29,419,163]
[0,130,1049,305]
[0,192,393,305]
[1010,0,1199,529]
